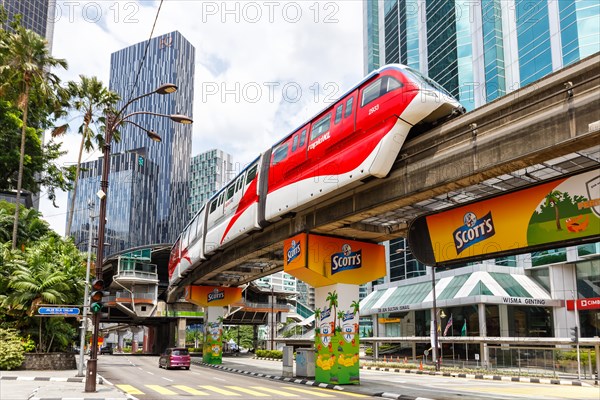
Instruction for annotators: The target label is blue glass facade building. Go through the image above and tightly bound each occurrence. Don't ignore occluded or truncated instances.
[69,152,159,253]
[68,31,194,254]
[109,31,195,246]
[1,0,55,50]
[365,0,600,110]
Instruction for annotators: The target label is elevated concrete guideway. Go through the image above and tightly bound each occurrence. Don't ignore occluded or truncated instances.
[167,54,599,302]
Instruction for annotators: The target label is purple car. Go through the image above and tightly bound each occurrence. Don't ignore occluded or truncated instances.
[159,347,191,370]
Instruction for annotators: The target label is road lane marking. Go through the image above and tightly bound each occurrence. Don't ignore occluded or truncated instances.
[250,387,300,397]
[146,384,178,395]
[199,385,241,396]
[116,384,144,395]
[161,376,174,382]
[284,387,336,397]
[173,385,209,396]
[146,371,154,375]
[225,386,270,396]
[212,377,226,381]
[315,388,369,397]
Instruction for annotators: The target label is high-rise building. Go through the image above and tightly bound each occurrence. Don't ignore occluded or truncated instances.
[68,31,194,253]
[68,152,159,253]
[189,149,233,217]
[1,0,56,50]
[364,0,600,110]
[109,31,195,245]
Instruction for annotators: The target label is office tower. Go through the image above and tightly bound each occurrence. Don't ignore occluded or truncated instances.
[109,31,195,245]
[364,0,600,110]
[68,152,159,253]
[1,0,56,50]
[189,149,233,217]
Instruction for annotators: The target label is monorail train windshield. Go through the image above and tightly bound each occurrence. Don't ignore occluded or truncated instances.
[403,66,454,98]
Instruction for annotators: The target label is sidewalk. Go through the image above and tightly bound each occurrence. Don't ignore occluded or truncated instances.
[0,369,128,400]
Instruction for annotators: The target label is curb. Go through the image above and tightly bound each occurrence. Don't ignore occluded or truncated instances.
[360,366,587,386]
[0,376,85,382]
[194,361,431,400]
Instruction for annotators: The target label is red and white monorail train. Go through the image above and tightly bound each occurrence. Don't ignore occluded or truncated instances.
[169,64,463,285]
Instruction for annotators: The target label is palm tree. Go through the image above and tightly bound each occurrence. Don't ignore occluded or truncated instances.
[0,26,67,249]
[350,300,360,316]
[544,190,564,231]
[53,75,119,237]
[326,290,339,330]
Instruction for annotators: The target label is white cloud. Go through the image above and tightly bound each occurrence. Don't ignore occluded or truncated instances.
[40,0,364,236]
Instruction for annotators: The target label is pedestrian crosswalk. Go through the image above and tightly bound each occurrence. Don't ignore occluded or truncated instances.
[115,383,370,398]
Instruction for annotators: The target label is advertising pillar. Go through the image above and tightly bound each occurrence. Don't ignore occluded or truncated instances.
[284,233,385,385]
[314,284,360,385]
[185,285,242,365]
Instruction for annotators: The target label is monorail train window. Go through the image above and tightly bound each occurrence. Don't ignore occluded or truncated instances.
[361,76,403,107]
[334,104,343,124]
[344,97,354,117]
[310,114,331,141]
[226,184,235,200]
[272,143,288,165]
[299,129,306,146]
[292,135,298,152]
[236,176,244,192]
[246,164,257,184]
[218,192,224,206]
[209,199,217,213]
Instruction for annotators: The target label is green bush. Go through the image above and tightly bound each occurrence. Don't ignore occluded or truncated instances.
[256,349,283,359]
[0,328,25,370]
[365,348,373,356]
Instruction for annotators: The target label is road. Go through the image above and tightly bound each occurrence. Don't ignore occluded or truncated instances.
[98,355,600,400]
[98,355,371,399]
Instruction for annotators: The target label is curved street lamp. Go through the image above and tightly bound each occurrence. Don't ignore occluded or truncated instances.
[85,85,192,392]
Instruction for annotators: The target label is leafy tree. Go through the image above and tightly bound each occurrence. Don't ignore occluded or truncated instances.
[54,75,119,237]
[326,290,338,330]
[0,24,67,248]
[0,230,85,352]
[0,327,25,370]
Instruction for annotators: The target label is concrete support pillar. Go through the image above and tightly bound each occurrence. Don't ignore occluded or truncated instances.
[314,284,360,385]
[267,294,277,351]
[499,305,509,337]
[177,318,186,348]
[204,306,224,364]
[117,330,124,352]
[478,303,488,368]
[144,326,156,354]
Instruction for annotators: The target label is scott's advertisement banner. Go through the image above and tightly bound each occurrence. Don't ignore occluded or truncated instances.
[409,169,600,265]
[185,286,242,307]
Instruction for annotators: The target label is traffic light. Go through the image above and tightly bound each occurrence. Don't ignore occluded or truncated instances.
[90,279,104,313]
[570,326,579,343]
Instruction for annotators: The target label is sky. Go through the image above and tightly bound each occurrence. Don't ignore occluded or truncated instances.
[40,0,364,236]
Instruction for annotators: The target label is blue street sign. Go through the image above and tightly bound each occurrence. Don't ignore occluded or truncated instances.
[38,307,81,316]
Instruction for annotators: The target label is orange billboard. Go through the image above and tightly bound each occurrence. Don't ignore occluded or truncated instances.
[409,168,600,265]
[185,286,243,307]
[284,233,385,287]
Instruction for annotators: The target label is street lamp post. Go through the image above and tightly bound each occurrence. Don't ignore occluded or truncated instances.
[77,201,95,377]
[85,84,192,392]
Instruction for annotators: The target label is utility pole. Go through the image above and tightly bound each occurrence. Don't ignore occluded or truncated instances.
[77,201,95,377]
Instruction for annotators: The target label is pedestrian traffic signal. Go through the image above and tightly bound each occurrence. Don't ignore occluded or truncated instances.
[570,326,578,343]
[90,279,104,313]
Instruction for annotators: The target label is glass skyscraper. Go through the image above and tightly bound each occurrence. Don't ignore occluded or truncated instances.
[109,31,195,245]
[68,31,195,254]
[365,0,600,110]
[1,0,55,50]
[189,149,233,217]
[69,153,159,254]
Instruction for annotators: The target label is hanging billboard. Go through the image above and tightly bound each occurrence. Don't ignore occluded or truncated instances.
[409,168,600,266]
[284,233,386,287]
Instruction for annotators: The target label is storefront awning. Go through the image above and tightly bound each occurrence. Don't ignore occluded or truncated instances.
[360,269,561,316]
